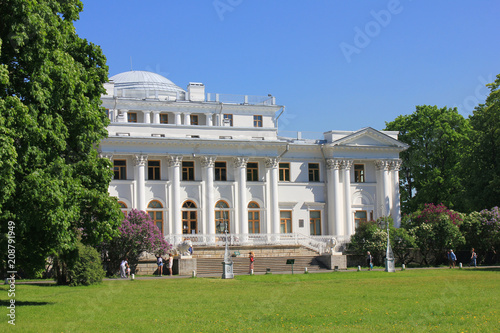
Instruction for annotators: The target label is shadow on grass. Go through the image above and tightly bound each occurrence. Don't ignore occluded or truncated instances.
[0,300,53,306]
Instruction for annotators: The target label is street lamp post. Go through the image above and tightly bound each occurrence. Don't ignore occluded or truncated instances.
[385,221,395,273]
[221,221,234,279]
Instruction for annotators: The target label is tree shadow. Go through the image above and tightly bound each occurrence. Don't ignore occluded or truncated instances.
[0,300,53,306]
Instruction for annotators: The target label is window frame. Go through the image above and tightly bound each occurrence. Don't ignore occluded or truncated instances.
[279,162,290,182]
[309,210,322,235]
[354,164,365,183]
[253,115,263,127]
[147,200,164,235]
[148,160,161,180]
[182,161,195,181]
[190,114,199,125]
[182,201,198,234]
[113,160,127,180]
[214,161,227,181]
[127,112,137,123]
[354,210,368,229]
[223,114,233,126]
[247,162,259,181]
[308,163,320,182]
[248,202,260,234]
[280,210,292,233]
[215,200,230,233]
[160,113,169,124]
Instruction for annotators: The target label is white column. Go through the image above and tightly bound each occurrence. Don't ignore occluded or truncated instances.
[391,160,402,227]
[153,111,160,124]
[168,155,183,243]
[184,113,191,125]
[201,156,216,237]
[205,113,213,126]
[174,112,181,125]
[134,155,148,211]
[265,158,280,238]
[375,160,385,218]
[383,161,392,219]
[342,160,353,236]
[120,109,128,123]
[234,157,249,238]
[326,159,343,235]
[144,111,151,124]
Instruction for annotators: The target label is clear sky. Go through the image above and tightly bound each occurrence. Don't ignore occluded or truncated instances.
[74,1,500,137]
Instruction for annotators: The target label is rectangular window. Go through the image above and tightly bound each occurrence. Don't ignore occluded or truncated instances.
[127,112,137,123]
[279,163,290,181]
[247,162,259,181]
[280,210,292,233]
[160,114,169,124]
[148,160,161,180]
[310,210,321,235]
[190,114,199,125]
[214,162,227,181]
[354,164,365,183]
[354,210,367,229]
[113,160,127,180]
[182,161,195,181]
[223,114,233,126]
[308,163,320,182]
[253,115,263,127]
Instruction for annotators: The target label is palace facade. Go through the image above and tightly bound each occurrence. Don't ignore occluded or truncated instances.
[100,71,407,250]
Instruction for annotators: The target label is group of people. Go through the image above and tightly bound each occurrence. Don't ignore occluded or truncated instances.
[120,258,130,278]
[447,248,478,268]
[156,253,174,277]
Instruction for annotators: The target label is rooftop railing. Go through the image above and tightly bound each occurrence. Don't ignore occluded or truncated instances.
[206,93,276,106]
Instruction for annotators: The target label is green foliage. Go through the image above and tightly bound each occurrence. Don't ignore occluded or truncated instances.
[0,0,122,276]
[348,218,388,265]
[463,75,500,211]
[385,106,471,213]
[461,207,500,263]
[54,241,105,286]
[402,203,465,265]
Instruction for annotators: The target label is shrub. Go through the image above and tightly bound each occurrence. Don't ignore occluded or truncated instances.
[54,241,105,286]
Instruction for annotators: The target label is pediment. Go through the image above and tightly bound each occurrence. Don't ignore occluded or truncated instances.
[330,127,408,149]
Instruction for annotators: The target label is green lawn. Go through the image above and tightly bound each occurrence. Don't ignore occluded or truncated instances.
[1,268,499,332]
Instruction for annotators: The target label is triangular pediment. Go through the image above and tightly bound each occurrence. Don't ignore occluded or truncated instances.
[329,127,408,149]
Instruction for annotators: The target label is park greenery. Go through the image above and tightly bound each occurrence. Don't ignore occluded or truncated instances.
[1,269,498,332]
[1,0,500,284]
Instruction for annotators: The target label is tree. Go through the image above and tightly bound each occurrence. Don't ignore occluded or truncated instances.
[463,74,500,212]
[0,0,122,278]
[402,203,464,265]
[461,207,500,264]
[385,106,472,213]
[100,210,172,276]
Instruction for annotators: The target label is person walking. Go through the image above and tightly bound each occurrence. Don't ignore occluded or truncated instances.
[366,251,373,270]
[120,258,128,278]
[168,253,173,276]
[470,248,477,268]
[249,251,255,274]
[449,249,457,268]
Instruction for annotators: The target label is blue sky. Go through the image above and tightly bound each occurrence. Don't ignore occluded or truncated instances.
[74,1,499,136]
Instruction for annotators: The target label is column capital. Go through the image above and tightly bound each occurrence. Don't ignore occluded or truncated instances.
[326,159,342,170]
[167,155,183,167]
[99,153,113,160]
[390,159,402,171]
[134,154,148,166]
[342,159,353,169]
[233,157,249,168]
[375,160,391,170]
[265,157,280,169]
[200,155,216,168]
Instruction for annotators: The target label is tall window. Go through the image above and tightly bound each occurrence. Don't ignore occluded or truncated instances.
[310,211,321,235]
[215,162,227,181]
[279,163,290,181]
[127,112,137,123]
[148,160,161,180]
[113,160,127,180]
[215,201,230,233]
[308,163,320,182]
[182,161,195,181]
[182,201,197,234]
[248,202,260,233]
[354,211,367,229]
[280,210,292,233]
[253,115,263,127]
[147,200,164,234]
[160,114,168,124]
[247,162,259,181]
[190,114,199,125]
[223,114,233,126]
[354,164,365,183]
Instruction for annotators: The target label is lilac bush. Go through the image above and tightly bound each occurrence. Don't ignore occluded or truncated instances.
[461,207,500,263]
[100,209,171,275]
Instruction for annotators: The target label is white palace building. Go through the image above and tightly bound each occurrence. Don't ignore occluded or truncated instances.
[100,71,407,253]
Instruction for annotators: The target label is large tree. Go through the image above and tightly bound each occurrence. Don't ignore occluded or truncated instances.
[0,0,122,277]
[463,74,500,211]
[385,105,471,213]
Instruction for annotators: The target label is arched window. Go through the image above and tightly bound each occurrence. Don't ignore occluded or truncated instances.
[215,200,230,234]
[248,202,260,233]
[147,200,164,234]
[118,201,128,217]
[182,201,197,234]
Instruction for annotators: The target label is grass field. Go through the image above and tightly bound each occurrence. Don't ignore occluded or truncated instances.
[1,268,499,332]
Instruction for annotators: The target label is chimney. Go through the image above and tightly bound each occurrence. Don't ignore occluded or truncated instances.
[187,82,205,102]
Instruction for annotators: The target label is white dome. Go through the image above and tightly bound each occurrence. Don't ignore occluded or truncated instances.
[110,71,185,95]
